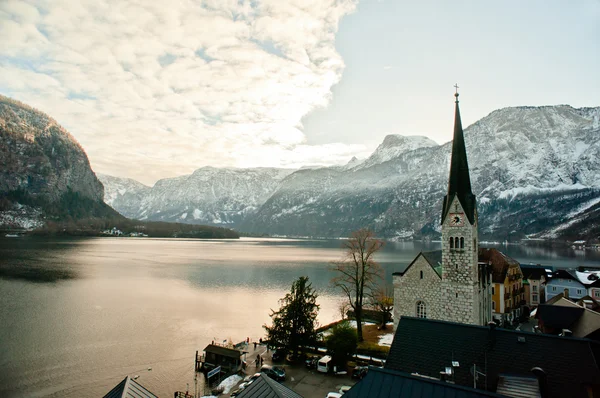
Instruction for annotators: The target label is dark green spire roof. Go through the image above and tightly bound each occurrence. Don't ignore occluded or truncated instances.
[441,92,476,225]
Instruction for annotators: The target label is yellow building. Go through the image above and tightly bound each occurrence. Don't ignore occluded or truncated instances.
[480,248,524,324]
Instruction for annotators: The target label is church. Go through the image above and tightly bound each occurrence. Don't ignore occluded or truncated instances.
[393,91,493,328]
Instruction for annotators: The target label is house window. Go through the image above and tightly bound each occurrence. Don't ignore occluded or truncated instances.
[454,237,459,249]
[577,289,583,295]
[492,301,496,311]
[460,237,464,249]
[594,290,600,298]
[532,285,537,292]
[416,301,427,318]
[552,286,557,292]
[492,287,495,295]
[532,294,538,302]
[450,237,454,249]
[420,271,423,280]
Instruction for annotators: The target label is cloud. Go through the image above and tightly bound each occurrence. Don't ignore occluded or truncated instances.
[0,0,359,185]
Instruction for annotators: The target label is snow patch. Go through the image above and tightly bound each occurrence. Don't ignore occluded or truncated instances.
[498,183,588,200]
[378,333,394,347]
[217,374,242,394]
[180,212,187,219]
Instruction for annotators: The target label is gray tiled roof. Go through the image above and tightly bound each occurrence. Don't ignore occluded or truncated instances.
[103,376,158,398]
[236,373,303,398]
[344,366,504,398]
[386,317,600,398]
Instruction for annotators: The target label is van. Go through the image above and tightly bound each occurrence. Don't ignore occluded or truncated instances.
[317,355,333,373]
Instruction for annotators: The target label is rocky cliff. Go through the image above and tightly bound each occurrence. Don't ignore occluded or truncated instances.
[0,95,117,228]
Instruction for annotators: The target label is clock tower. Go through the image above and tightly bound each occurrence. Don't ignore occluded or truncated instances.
[440,89,491,325]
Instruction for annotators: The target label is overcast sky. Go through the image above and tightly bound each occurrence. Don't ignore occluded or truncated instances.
[1,0,599,185]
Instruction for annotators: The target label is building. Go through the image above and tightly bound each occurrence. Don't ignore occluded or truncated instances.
[520,264,548,308]
[103,375,158,398]
[479,248,524,323]
[394,92,493,328]
[236,373,303,398]
[344,366,505,398]
[534,293,600,340]
[545,268,600,301]
[386,316,600,398]
[200,344,246,374]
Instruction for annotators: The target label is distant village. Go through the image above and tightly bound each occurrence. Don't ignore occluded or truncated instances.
[102,96,600,398]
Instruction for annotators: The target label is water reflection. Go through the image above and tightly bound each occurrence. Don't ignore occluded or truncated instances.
[1,237,600,398]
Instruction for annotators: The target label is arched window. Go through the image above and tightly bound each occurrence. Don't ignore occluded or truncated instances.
[450,237,454,249]
[416,301,427,318]
[420,270,424,279]
[460,237,464,249]
[454,237,459,249]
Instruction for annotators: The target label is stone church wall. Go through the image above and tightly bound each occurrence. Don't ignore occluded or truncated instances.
[393,255,442,330]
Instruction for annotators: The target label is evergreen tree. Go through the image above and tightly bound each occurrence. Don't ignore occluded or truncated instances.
[264,276,320,359]
[326,321,357,369]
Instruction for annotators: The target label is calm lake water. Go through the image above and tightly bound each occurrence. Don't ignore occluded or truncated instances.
[1,237,599,397]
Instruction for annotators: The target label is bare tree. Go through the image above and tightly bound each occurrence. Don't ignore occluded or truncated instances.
[332,229,384,342]
[371,284,394,330]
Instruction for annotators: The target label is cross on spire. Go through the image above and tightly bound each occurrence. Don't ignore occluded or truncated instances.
[454,84,459,102]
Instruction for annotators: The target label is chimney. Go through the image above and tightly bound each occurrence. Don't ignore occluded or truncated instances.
[563,288,569,298]
[560,329,573,337]
[530,367,548,398]
[439,371,447,382]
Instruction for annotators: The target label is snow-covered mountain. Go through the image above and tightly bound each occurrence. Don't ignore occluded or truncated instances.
[101,105,600,240]
[356,135,439,170]
[241,105,600,240]
[98,167,295,226]
[97,173,151,219]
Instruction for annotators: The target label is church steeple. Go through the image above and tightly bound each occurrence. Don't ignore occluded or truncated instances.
[441,88,476,225]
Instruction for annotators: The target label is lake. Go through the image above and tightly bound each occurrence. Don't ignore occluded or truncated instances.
[1,237,599,397]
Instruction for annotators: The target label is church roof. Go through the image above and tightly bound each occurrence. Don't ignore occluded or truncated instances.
[393,251,442,278]
[385,317,600,398]
[442,93,476,225]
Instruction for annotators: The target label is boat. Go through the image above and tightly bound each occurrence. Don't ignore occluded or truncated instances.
[5,234,21,238]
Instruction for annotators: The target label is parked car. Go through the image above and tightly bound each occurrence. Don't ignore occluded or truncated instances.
[338,386,352,394]
[260,364,286,381]
[317,355,333,373]
[305,357,318,369]
[326,393,343,398]
[351,366,368,380]
[271,349,287,362]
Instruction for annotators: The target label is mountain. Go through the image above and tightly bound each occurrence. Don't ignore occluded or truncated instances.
[98,167,295,226]
[241,105,600,240]
[96,173,151,219]
[355,134,438,170]
[0,95,118,229]
[99,105,600,241]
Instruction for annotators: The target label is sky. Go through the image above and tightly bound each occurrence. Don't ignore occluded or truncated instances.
[1,0,599,185]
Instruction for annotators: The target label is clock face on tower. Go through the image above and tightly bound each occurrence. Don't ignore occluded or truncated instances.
[449,213,464,226]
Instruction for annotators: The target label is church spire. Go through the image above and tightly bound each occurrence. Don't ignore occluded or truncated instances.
[441,87,476,225]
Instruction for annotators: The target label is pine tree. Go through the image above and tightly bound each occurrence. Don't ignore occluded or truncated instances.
[264,276,320,359]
